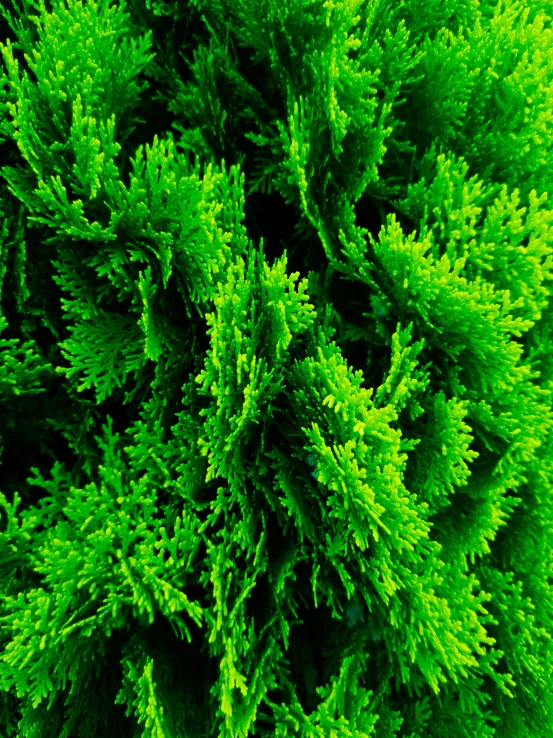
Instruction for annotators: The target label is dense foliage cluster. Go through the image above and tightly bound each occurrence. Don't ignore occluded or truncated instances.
[1,0,553,735]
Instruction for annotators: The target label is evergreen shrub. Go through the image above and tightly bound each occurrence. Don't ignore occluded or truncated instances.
[1,0,553,735]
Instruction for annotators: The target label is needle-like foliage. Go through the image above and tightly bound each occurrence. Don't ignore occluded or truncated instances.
[1,0,553,736]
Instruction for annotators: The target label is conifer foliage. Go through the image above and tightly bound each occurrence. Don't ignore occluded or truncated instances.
[1,0,553,735]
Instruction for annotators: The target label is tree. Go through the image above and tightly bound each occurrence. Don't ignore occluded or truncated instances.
[1,0,553,735]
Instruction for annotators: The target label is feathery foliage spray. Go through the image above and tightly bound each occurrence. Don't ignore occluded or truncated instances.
[1,0,553,736]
